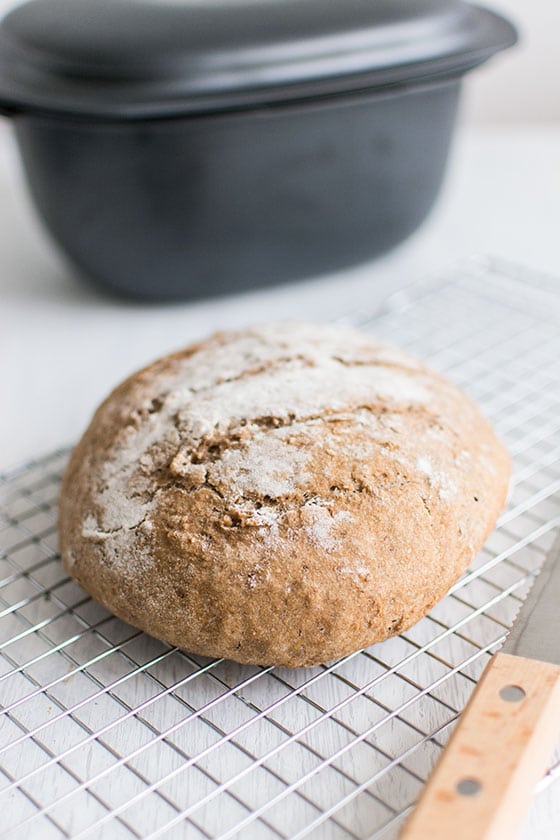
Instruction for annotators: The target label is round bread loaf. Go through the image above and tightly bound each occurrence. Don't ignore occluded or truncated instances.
[59,323,510,667]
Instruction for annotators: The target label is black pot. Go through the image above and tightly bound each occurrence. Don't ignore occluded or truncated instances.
[0,0,516,301]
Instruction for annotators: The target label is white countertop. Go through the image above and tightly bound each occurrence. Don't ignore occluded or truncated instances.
[1,120,560,838]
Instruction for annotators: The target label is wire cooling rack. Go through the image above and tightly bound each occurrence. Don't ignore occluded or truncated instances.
[1,256,560,840]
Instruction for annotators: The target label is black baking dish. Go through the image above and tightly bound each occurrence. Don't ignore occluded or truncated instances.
[0,0,516,300]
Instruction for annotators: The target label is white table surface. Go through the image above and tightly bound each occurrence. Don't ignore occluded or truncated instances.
[1,119,560,838]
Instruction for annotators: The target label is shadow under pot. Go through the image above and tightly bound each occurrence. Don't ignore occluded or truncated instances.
[0,0,517,301]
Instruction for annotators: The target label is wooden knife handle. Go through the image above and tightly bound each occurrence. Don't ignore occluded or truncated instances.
[400,652,560,840]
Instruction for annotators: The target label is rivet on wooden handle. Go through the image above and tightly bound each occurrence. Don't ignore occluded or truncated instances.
[399,652,560,840]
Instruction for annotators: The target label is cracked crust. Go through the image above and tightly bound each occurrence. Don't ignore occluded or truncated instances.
[58,322,511,667]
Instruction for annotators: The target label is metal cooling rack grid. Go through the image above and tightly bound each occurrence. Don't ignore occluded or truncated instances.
[1,256,560,839]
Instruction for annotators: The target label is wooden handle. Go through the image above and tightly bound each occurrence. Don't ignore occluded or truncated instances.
[400,652,560,840]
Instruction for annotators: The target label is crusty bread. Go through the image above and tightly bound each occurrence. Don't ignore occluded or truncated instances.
[58,323,510,667]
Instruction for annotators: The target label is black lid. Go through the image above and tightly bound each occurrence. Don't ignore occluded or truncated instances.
[0,0,517,119]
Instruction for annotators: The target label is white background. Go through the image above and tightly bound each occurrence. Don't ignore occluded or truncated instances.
[461,0,560,124]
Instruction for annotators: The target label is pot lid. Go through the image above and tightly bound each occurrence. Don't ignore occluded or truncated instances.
[0,0,517,119]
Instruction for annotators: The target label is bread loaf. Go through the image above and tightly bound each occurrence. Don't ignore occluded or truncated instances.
[59,323,510,667]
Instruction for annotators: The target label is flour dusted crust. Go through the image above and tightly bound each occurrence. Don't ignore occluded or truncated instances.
[58,323,511,667]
